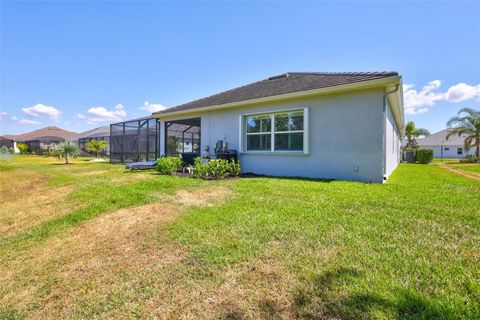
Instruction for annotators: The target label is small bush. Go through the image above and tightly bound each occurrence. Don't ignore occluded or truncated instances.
[416,148,434,164]
[57,141,80,164]
[0,146,14,154]
[17,143,29,154]
[460,155,480,163]
[0,146,14,160]
[157,156,182,175]
[193,157,241,180]
[46,144,62,159]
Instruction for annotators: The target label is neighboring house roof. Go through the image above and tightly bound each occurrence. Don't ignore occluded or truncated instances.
[154,71,399,116]
[25,136,67,142]
[75,126,110,139]
[417,129,469,147]
[0,136,14,142]
[84,131,110,139]
[13,126,78,141]
[2,134,18,140]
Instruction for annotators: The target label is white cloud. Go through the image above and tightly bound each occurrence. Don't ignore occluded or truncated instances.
[403,80,480,115]
[75,113,85,120]
[443,83,480,102]
[17,119,40,125]
[22,103,62,120]
[406,108,428,115]
[140,101,167,113]
[86,103,127,124]
[11,116,19,121]
[0,112,7,120]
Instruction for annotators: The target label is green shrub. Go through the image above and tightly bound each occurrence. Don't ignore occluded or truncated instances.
[460,155,480,163]
[0,146,14,154]
[17,143,29,154]
[193,157,241,180]
[0,146,14,160]
[85,140,108,157]
[58,141,80,164]
[46,144,62,159]
[156,156,182,175]
[416,148,434,164]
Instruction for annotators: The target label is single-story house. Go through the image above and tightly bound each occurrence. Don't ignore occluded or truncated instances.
[0,136,16,150]
[152,72,404,183]
[75,126,111,157]
[417,129,473,158]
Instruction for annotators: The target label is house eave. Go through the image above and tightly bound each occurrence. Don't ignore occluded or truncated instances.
[385,77,405,135]
[153,76,403,119]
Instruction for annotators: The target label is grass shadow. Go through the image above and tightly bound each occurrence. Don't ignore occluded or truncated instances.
[292,267,460,320]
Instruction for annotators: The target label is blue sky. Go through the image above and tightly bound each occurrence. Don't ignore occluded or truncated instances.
[1,1,479,135]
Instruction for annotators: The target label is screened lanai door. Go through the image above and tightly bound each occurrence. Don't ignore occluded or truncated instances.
[165,117,201,163]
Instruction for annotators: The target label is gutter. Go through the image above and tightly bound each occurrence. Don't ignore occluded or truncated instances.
[153,76,402,118]
[382,84,401,181]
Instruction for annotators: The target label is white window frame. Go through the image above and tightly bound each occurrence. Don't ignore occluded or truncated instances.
[239,108,309,155]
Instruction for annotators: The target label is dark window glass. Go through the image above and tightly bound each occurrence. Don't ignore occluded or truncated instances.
[274,133,303,151]
[247,134,271,151]
[457,148,463,155]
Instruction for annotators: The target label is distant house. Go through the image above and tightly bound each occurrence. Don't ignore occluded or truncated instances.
[150,72,404,183]
[417,129,473,158]
[24,136,66,153]
[10,126,78,154]
[0,136,15,149]
[75,126,111,156]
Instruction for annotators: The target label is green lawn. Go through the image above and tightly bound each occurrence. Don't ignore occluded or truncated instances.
[453,165,480,172]
[432,158,461,164]
[1,156,479,319]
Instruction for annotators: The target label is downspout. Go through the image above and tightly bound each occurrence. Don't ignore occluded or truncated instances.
[382,85,400,181]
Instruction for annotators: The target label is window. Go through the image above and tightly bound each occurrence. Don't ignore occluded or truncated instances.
[244,109,306,153]
[457,148,463,155]
[444,147,449,151]
[246,115,271,151]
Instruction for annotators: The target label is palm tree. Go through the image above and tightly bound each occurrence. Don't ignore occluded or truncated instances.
[446,108,480,157]
[85,139,108,158]
[58,141,80,164]
[405,121,431,149]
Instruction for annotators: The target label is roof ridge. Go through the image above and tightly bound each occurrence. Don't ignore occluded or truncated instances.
[287,71,398,76]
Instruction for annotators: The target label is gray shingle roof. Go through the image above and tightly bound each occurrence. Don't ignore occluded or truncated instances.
[75,126,111,139]
[154,71,399,115]
[417,129,469,147]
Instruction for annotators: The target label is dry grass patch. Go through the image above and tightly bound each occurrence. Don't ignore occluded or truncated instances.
[0,185,234,319]
[109,172,153,184]
[127,239,341,320]
[135,245,332,319]
[0,169,45,199]
[440,165,480,181]
[0,169,74,237]
[73,170,110,177]
[173,186,234,207]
